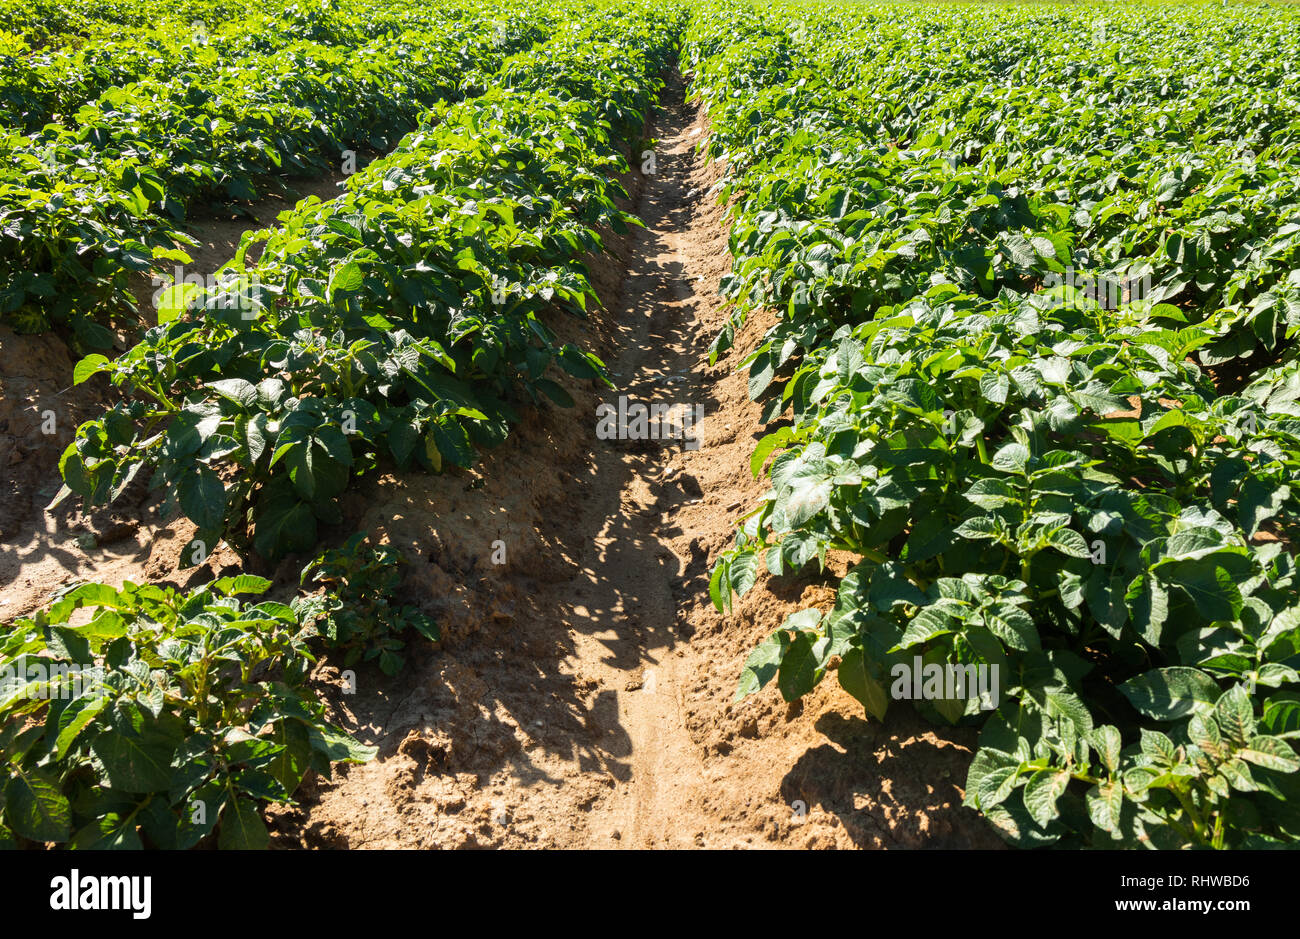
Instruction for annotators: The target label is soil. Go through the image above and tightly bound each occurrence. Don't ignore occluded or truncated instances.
[0,74,1001,850]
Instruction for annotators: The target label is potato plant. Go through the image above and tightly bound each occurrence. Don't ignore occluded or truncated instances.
[295,534,439,677]
[0,577,374,850]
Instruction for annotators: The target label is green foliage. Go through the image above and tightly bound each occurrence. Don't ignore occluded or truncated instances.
[0,0,550,343]
[693,0,1300,849]
[294,534,438,676]
[56,3,684,561]
[0,577,373,849]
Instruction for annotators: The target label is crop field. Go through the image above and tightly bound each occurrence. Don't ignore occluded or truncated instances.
[1,0,1299,876]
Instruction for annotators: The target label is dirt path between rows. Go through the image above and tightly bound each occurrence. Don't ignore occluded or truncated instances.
[0,68,1000,850]
[282,72,1002,850]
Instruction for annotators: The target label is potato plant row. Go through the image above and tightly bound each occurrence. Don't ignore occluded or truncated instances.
[58,5,684,561]
[0,0,248,47]
[690,0,1300,849]
[0,577,375,849]
[0,0,554,345]
[0,0,496,132]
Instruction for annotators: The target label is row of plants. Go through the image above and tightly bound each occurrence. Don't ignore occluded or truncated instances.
[700,4,1300,376]
[1,0,553,346]
[55,6,683,565]
[689,0,1300,848]
[6,2,685,849]
[0,0,484,132]
[0,0,251,47]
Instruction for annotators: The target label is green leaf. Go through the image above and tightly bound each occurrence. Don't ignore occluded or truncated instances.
[156,283,198,324]
[736,630,789,702]
[1262,693,1300,739]
[963,478,1018,510]
[954,515,1004,542]
[328,260,364,295]
[284,431,351,501]
[784,475,833,527]
[1158,557,1242,623]
[534,379,574,408]
[266,722,312,793]
[4,770,71,843]
[1238,735,1300,773]
[709,558,732,615]
[899,605,956,648]
[178,466,226,532]
[751,427,792,478]
[838,646,889,721]
[1023,768,1070,827]
[306,724,377,764]
[431,421,475,469]
[1086,782,1124,833]
[867,562,927,611]
[1125,573,1169,647]
[983,601,1040,652]
[91,717,178,792]
[54,693,109,759]
[969,750,1020,809]
[991,442,1029,474]
[218,796,270,850]
[72,812,144,850]
[1213,684,1256,746]
[748,347,774,400]
[1045,687,1094,734]
[1140,728,1179,764]
[253,486,317,560]
[777,631,824,702]
[208,378,259,410]
[1119,667,1221,721]
[210,574,272,597]
[72,354,111,385]
[728,550,760,597]
[1089,725,1122,772]
[980,371,1010,404]
[1044,527,1090,559]
[557,345,602,381]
